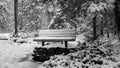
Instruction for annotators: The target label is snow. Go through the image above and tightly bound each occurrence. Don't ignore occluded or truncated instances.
[76,35,85,43]
[0,33,10,40]
[0,39,41,68]
[0,33,119,68]
[0,36,79,68]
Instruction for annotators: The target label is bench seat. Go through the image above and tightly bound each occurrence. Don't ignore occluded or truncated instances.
[33,29,76,48]
[33,37,76,41]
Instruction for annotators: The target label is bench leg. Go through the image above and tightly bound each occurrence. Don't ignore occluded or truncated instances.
[42,41,45,46]
[61,41,63,44]
[65,41,68,48]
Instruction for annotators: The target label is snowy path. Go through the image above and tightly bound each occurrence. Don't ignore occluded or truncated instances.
[0,40,41,68]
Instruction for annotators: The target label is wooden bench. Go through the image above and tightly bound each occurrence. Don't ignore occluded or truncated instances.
[33,29,76,48]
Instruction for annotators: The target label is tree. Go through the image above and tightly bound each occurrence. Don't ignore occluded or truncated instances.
[14,0,18,36]
[12,0,116,40]
[17,0,51,31]
[0,1,10,33]
[114,0,120,38]
[49,0,84,29]
[87,0,114,40]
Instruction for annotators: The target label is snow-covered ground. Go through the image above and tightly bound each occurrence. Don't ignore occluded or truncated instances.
[0,39,40,68]
[0,35,79,68]
[1,33,120,68]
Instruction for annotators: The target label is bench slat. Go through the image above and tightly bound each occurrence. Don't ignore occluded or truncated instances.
[34,29,76,41]
[39,29,75,37]
[33,37,76,41]
[39,34,75,37]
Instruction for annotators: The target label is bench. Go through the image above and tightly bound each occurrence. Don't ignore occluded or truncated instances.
[33,29,76,48]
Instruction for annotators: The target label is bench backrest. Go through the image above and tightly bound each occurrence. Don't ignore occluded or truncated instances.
[38,29,76,38]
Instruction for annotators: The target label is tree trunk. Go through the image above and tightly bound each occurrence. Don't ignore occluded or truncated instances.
[106,17,110,38]
[114,22,117,35]
[101,21,103,36]
[14,0,18,36]
[93,15,97,40]
[19,16,23,30]
[114,0,120,38]
[107,26,110,38]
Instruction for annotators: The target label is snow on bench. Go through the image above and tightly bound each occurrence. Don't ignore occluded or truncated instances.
[33,29,76,48]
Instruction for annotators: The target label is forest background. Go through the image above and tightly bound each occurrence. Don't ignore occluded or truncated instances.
[0,0,120,41]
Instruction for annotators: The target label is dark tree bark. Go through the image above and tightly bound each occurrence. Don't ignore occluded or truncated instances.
[114,23,117,35]
[101,21,103,36]
[14,0,18,36]
[19,19,23,30]
[93,15,97,40]
[114,0,120,38]
[106,17,110,38]
[107,26,110,38]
